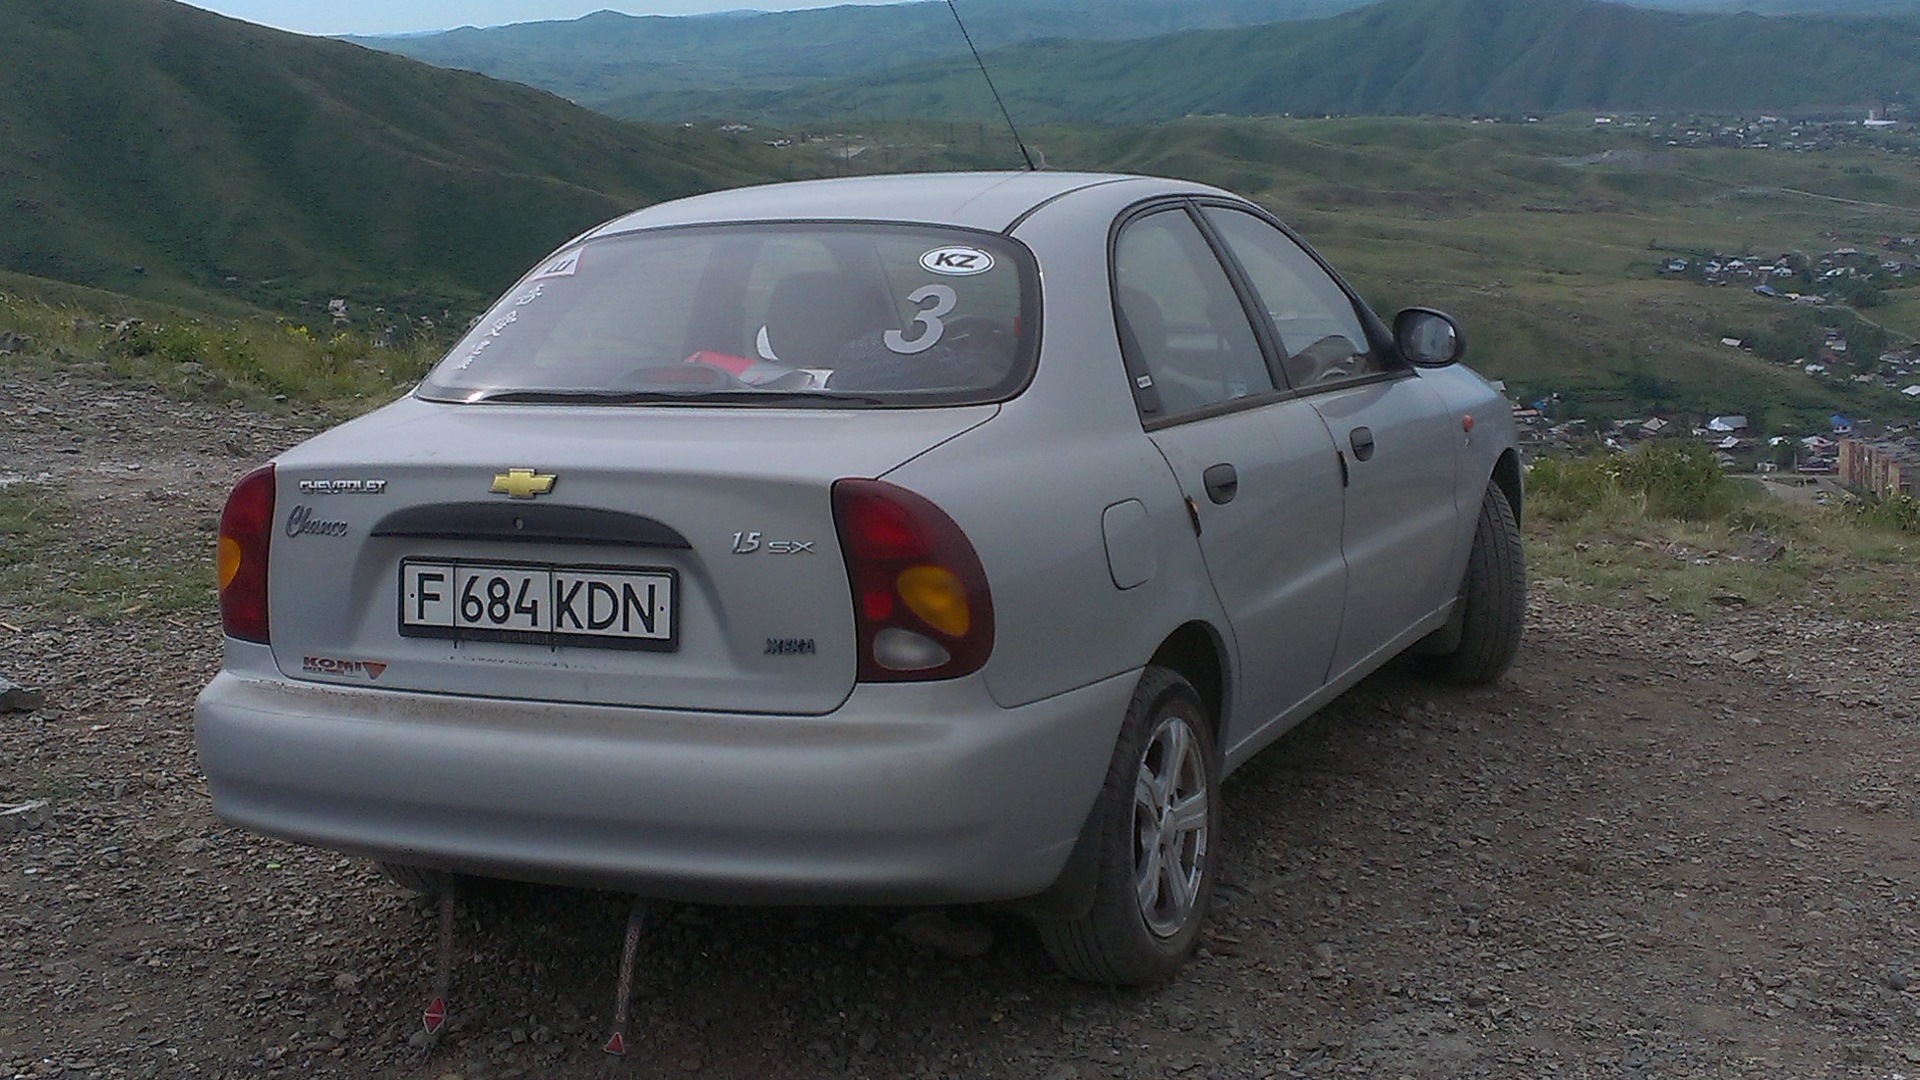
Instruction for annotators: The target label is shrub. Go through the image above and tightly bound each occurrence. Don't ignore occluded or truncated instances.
[1839,492,1920,535]
[1529,443,1735,523]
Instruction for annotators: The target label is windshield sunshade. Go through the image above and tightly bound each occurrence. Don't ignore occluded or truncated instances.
[420,223,1039,407]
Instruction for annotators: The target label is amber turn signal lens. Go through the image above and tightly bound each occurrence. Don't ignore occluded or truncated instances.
[896,565,970,637]
[217,535,244,591]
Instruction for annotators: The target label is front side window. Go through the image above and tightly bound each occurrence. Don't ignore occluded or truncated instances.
[1113,208,1274,418]
[1201,207,1381,388]
[419,224,1035,407]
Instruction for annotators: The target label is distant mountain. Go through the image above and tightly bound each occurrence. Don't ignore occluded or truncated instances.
[0,0,784,316]
[352,0,1365,111]
[640,0,1920,125]
[1640,0,1919,11]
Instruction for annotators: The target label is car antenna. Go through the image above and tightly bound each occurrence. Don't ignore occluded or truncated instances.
[944,0,1038,171]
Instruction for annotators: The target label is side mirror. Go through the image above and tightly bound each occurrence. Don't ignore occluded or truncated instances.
[1394,308,1466,368]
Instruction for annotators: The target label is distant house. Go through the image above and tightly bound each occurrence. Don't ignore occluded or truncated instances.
[1707,415,1750,433]
[1839,438,1920,498]
[1832,414,1855,435]
[1902,385,1920,398]
[1720,337,1745,349]
[1641,417,1672,437]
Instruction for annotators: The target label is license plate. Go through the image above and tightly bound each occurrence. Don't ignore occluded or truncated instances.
[398,559,677,651]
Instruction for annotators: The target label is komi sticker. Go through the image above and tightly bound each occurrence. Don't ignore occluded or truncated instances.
[920,246,995,276]
[531,250,584,280]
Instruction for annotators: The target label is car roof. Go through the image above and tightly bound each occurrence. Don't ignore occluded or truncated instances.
[587,172,1229,237]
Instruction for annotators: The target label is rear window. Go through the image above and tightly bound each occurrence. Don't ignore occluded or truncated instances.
[418,224,1038,407]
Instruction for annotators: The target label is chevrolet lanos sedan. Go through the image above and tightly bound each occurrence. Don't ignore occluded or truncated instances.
[197,171,1523,986]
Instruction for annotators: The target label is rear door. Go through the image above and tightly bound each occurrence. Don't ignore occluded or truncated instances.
[1114,205,1347,743]
[1199,205,1463,679]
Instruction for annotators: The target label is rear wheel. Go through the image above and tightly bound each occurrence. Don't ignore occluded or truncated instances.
[1421,482,1525,685]
[1036,667,1221,985]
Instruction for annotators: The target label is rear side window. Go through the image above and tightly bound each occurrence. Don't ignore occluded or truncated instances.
[1113,208,1273,418]
[419,224,1036,407]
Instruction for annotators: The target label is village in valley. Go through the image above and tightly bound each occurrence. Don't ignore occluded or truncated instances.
[1505,224,1920,503]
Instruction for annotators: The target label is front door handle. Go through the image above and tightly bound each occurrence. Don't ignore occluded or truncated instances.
[1203,463,1239,505]
[1349,426,1376,462]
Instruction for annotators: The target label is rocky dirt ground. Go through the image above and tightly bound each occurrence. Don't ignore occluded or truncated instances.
[3,366,1918,1080]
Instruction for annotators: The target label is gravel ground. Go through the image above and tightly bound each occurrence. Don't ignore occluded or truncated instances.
[3,367,1918,1080]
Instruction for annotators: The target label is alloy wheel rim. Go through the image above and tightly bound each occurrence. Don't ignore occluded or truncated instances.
[1132,712,1209,939]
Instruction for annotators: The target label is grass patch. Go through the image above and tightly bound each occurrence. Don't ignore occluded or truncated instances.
[0,483,212,621]
[1,288,443,411]
[1524,444,1919,618]
[0,484,62,621]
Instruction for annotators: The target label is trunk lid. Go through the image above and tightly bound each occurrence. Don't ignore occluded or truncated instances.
[267,397,995,715]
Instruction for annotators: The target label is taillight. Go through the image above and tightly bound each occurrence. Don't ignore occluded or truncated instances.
[218,463,275,643]
[832,479,993,681]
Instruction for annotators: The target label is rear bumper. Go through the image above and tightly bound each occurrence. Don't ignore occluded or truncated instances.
[194,662,1134,904]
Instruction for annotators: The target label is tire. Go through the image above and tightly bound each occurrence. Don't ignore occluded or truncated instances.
[1036,667,1221,986]
[1422,482,1525,686]
[376,861,455,896]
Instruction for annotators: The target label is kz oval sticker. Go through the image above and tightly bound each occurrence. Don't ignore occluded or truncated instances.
[920,246,995,276]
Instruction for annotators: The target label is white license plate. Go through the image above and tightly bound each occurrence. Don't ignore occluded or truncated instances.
[398,560,677,650]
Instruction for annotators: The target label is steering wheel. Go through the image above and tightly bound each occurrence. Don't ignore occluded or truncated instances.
[1293,335,1362,384]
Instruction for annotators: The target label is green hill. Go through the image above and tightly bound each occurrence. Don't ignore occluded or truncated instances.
[1027,116,1920,429]
[620,0,1920,124]
[1643,0,1919,12]
[0,0,787,319]
[352,0,1364,113]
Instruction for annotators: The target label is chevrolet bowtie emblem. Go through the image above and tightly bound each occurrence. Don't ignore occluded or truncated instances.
[490,468,557,500]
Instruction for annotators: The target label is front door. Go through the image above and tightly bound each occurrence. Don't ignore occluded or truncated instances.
[1197,204,1463,678]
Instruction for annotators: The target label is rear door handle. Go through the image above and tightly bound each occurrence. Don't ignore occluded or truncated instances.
[1349,426,1376,462]
[1203,463,1239,505]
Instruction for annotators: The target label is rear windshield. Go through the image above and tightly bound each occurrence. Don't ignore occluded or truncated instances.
[418,223,1037,407]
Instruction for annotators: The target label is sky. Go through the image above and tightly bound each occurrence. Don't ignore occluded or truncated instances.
[177,1,911,37]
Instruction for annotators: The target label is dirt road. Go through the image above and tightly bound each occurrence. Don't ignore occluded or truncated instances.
[3,367,1918,1079]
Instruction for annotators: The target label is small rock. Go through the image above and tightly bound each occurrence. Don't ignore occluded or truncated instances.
[0,800,50,834]
[1729,649,1761,665]
[1889,970,1910,992]
[173,838,207,854]
[331,973,360,993]
[0,677,45,714]
[892,910,993,959]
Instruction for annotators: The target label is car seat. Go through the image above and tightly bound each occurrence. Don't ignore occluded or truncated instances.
[760,271,897,369]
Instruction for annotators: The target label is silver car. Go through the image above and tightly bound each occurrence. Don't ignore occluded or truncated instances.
[196,171,1523,986]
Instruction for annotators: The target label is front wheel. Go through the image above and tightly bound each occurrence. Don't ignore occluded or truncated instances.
[1421,482,1525,685]
[1036,667,1221,986]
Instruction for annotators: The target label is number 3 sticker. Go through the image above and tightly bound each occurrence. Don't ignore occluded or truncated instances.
[885,284,957,356]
